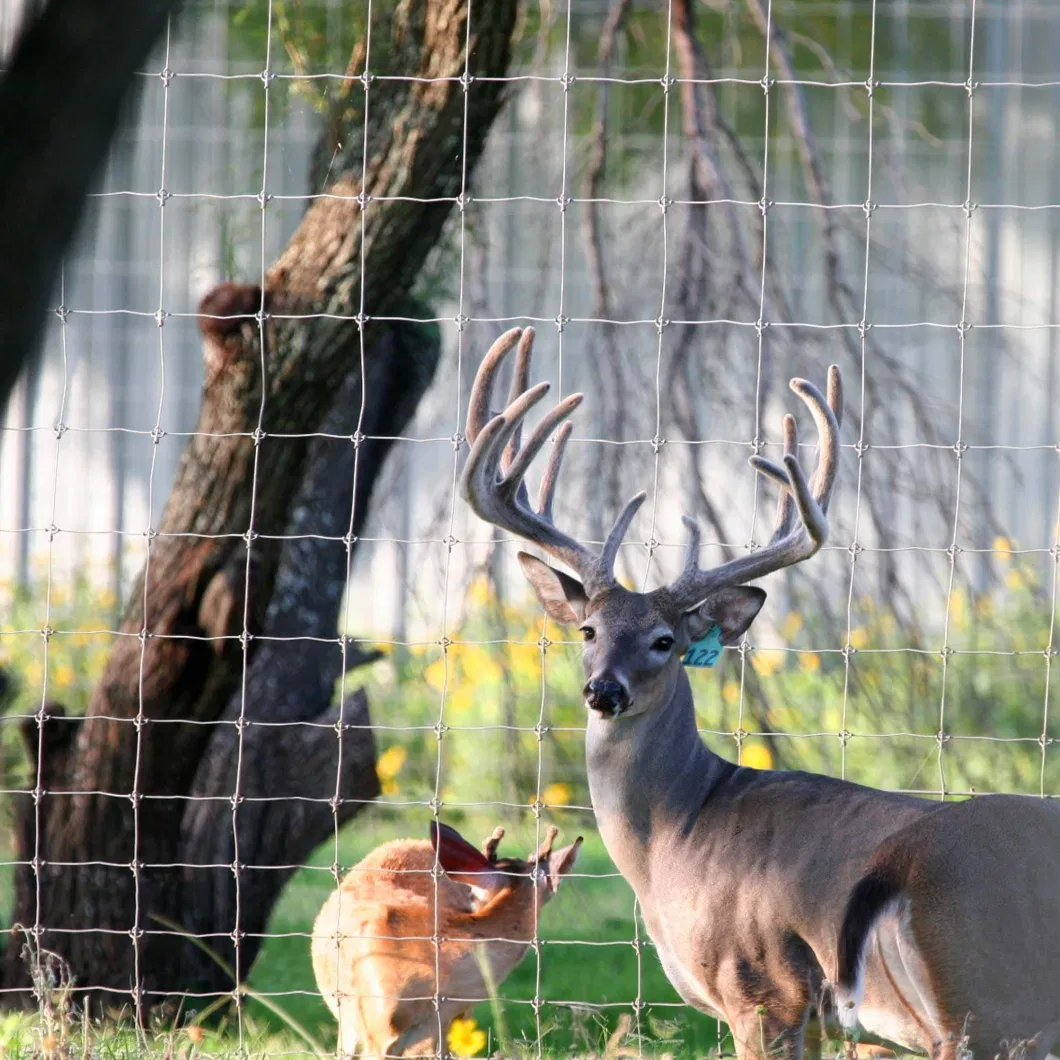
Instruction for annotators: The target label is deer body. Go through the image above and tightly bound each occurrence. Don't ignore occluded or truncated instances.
[311,823,580,1059]
[585,675,936,1052]
[459,327,1060,1060]
[836,795,1060,1060]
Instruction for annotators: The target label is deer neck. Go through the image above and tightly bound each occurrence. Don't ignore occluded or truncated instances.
[585,666,732,895]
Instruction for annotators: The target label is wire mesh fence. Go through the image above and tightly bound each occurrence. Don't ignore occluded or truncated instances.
[1,0,1060,1056]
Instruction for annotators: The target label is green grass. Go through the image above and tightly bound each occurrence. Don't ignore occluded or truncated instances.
[0,807,727,1057]
[247,807,726,1058]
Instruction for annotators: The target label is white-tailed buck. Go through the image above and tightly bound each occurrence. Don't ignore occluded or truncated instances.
[460,327,1060,1060]
[311,820,580,1059]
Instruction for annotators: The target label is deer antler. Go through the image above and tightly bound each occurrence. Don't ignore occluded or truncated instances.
[461,327,644,596]
[482,826,505,863]
[668,366,843,611]
[530,825,559,863]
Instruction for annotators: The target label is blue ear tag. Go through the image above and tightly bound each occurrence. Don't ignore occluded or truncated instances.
[682,624,724,668]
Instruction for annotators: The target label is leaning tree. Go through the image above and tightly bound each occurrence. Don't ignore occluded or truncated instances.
[2,0,521,1013]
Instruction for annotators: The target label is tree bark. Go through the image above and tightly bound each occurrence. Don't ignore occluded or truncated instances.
[177,318,439,996]
[2,0,519,1013]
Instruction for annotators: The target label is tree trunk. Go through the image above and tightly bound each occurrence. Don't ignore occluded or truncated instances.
[177,318,439,997]
[2,0,519,1013]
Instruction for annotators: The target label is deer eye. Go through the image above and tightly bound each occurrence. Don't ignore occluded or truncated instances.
[652,636,675,653]
[580,626,595,642]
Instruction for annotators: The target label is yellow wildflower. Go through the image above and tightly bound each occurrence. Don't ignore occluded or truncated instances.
[381,780,399,797]
[447,685,475,713]
[1006,569,1027,593]
[779,612,803,641]
[542,782,572,807]
[376,745,407,782]
[848,627,869,651]
[457,644,503,686]
[741,743,774,770]
[722,680,742,705]
[799,653,820,673]
[509,643,541,686]
[948,590,967,631]
[993,536,1012,562]
[52,664,75,689]
[467,575,492,607]
[752,649,786,677]
[24,660,43,687]
[448,1017,487,1058]
[71,631,92,648]
[423,657,447,692]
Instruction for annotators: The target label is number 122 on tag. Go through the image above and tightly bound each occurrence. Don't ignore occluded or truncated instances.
[682,624,723,669]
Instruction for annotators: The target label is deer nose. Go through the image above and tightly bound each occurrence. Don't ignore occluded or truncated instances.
[584,679,630,718]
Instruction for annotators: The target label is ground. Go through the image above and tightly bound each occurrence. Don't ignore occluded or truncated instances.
[0,807,728,1058]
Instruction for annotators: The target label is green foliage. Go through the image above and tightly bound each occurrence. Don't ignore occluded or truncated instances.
[359,572,588,814]
[0,573,117,795]
[720,538,1059,798]
[1,547,1055,1055]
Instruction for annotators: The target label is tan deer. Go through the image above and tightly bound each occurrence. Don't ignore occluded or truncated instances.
[459,326,1060,1060]
[311,820,581,1059]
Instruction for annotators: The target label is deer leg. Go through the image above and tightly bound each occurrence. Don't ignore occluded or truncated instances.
[337,1018,359,1059]
[394,1027,439,1060]
[728,1007,810,1060]
[801,1009,823,1060]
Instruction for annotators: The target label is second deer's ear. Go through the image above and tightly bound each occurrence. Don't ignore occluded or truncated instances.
[517,552,589,625]
[546,837,583,892]
[430,821,494,879]
[684,586,767,645]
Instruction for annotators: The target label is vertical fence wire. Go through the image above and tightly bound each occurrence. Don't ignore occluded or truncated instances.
[938,0,981,804]
[130,19,175,1029]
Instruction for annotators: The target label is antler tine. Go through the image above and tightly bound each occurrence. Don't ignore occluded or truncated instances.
[681,515,702,573]
[482,826,505,862]
[537,420,574,522]
[665,367,842,611]
[668,516,703,600]
[595,492,648,593]
[460,329,610,588]
[531,825,560,863]
[469,382,553,494]
[466,328,523,447]
[770,413,799,541]
[791,374,840,515]
[503,393,584,490]
[502,328,536,476]
[806,365,843,509]
[827,363,843,429]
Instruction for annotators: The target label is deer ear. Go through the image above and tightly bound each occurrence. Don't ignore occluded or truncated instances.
[545,837,583,893]
[684,586,767,646]
[517,552,589,625]
[430,822,494,878]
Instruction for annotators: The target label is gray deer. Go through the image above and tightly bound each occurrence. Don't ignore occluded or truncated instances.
[460,327,1060,1060]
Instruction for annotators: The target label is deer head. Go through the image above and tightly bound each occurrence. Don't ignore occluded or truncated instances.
[430,821,581,904]
[461,327,842,720]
